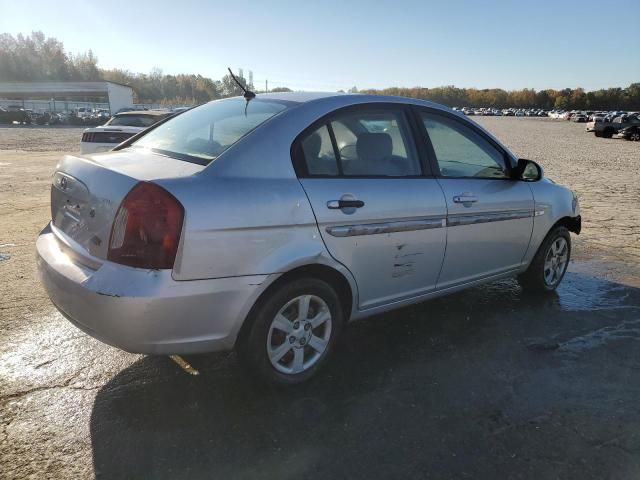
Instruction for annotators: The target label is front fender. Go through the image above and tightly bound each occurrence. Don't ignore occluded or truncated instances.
[521,179,580,266]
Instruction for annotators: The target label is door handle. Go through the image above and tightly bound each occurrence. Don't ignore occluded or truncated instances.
[327,199,365,209]
[453,195,478,204]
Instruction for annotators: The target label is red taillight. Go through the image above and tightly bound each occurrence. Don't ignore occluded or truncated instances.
[107,182,184,269]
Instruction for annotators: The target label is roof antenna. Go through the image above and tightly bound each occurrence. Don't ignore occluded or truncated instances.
[228,67,256,101]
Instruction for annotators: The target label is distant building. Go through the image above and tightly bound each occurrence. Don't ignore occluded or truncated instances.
[0,81,134,113]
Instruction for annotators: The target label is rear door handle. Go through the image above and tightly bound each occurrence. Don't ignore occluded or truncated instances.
[327,199,365,209]
[453,195,478,204]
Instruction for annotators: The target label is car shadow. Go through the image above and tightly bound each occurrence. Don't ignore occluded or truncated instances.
[90,272,640,479]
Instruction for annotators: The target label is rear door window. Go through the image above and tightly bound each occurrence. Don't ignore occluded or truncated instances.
[296,108,421,177]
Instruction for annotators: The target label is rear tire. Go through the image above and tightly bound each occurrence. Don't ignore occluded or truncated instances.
[518,226,571,293]
[594,131,602,138]
[237,277,343,386]
[630,131,640,142]
[602,128,614,139]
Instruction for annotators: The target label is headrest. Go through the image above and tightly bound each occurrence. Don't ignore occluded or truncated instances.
[356,133,392,162]
[303,132,322,159]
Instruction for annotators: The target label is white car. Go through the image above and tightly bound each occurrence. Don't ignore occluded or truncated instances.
[80,111,171,154]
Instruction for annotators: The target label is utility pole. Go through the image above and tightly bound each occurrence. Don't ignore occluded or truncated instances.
[265,80,268,93]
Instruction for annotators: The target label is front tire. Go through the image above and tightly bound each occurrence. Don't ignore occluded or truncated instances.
[519,226,571,292]
[237,278,343,386]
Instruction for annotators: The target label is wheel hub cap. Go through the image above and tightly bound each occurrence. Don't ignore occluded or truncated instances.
[267,294,332,375]
[544,237,568,286]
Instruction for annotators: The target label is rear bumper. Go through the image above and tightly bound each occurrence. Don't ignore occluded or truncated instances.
[36,224,270,354]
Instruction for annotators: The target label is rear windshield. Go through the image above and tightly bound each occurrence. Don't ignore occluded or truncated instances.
[108,114,163,127]
[131,98,289,164]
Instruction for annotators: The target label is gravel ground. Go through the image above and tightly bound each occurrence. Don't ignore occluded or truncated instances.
[1,119,639,479]
[0,125,85,152]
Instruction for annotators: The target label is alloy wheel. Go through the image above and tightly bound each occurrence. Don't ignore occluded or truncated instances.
[267,295,332,375]
[543,237,569,286]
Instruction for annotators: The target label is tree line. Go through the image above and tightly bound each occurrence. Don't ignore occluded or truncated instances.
[360,85,640,111]
[1,32,638,110]
[0,32,271,103]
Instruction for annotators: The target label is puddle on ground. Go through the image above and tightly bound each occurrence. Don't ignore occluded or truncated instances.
[555,271,635,312]
[0,253,10,262]
[558,319,640,355]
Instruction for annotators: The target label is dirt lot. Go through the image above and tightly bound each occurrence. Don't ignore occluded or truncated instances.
[478,117,640,285]
[1,119,639,479]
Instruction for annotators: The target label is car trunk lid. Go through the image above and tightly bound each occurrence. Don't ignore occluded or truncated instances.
[51,149,204,260]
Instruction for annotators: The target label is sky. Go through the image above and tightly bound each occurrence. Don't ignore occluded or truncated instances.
[1,0,638,92]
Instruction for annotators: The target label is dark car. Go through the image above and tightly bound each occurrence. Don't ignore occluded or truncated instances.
[616,125,640,141]
[589,114,640,138]
[0,107,31,124]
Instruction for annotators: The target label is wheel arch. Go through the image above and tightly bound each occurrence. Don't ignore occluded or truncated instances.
[552,215,581,235]
[235,263,356,349]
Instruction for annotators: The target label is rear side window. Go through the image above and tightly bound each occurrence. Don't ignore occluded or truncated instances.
[297,108,421,177]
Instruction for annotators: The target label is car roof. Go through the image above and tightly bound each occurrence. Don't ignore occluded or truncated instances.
[236,91,452,112]
[255,92,346,104]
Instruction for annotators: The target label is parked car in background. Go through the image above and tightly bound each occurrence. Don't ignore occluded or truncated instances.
[75,107,94,119]
[48,112,65,125]
[0,107,31,124]
[80,110,173,154]
[38,92,581,385]
[33,111,51,125]
[589,114,640,138]
[94,109,111,120]
[585,114,606,131]
[571,113,588,123]
[615,124,640,141]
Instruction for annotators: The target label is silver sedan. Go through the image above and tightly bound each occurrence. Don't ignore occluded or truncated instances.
[37,92,581,385]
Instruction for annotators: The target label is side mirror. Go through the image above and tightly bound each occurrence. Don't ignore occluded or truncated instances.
[514,158,543,182]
